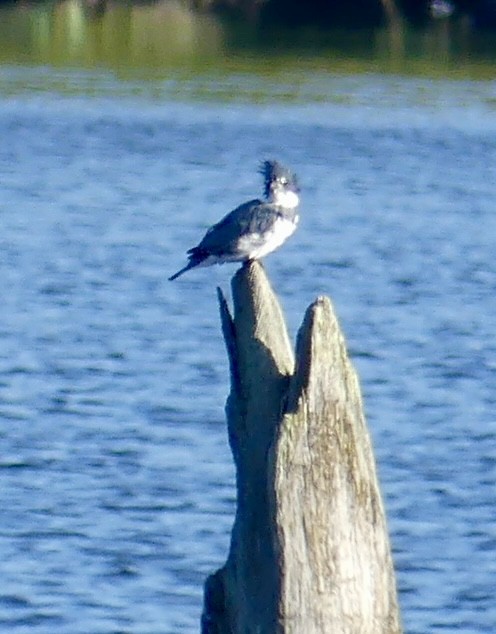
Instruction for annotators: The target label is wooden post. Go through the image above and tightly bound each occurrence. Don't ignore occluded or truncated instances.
[202,261,402,634]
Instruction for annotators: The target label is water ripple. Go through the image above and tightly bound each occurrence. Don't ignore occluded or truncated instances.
[0,71,495,633]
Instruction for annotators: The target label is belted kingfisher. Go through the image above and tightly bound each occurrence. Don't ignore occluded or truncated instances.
[169,160,300,281]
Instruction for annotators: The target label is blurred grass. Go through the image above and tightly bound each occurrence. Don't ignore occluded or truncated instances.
[0,0,495,83]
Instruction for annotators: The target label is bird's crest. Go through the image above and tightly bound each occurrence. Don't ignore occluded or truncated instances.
[260,160,298,198]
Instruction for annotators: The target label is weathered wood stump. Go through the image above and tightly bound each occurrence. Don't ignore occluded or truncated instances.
[202,261,402,634]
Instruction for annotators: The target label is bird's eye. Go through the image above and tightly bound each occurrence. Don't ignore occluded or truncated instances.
[280,177,288,185]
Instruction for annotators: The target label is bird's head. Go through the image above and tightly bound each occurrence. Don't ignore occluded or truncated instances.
[260,160,300,207]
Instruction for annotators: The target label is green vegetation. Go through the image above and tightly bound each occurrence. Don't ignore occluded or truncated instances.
[0,0,495,97]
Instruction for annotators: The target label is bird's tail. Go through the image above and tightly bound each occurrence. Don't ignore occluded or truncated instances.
[168,261,196,281]
[168,249,208,281]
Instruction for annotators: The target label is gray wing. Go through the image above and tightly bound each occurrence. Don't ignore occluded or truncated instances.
[190,199,279,256]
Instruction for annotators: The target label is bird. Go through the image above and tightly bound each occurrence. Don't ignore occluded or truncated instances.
[429,0,454,19]
[169,160,300,281]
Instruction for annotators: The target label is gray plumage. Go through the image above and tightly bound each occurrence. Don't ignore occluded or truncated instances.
[169,160,300,281]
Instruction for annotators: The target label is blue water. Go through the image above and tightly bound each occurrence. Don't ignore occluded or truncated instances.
[0,68,495,633]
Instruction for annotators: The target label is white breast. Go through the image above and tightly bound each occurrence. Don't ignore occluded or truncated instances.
[272,189,300,209]
[243,215,299,260]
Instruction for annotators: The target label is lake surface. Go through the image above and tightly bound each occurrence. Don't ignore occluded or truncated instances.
[1,6,496,633]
